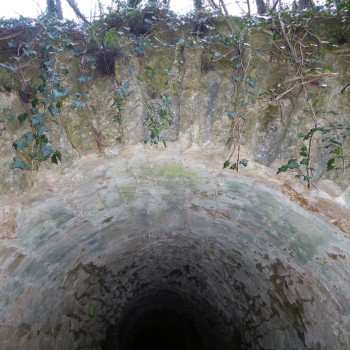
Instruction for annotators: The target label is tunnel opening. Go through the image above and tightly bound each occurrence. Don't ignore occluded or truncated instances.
[127,309,202,350]
[101,287,245,350]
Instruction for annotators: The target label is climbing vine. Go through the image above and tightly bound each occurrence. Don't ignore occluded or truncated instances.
[0,3,349,188]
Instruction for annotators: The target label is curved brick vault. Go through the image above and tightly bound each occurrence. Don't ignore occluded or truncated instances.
[0,149,350,350]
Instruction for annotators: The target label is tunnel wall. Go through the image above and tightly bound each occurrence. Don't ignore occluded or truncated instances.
[1,151,350,349]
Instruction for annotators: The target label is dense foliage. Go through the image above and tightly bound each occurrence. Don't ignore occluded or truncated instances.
[0,0,349,187]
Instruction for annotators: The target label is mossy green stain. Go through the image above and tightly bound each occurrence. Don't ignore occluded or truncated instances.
[152,164,197,178]
[261,104,279,131]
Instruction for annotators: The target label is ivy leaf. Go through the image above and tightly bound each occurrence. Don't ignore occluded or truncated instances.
[228,112,238,119]
[72,100,86,108]
[329,138,342,146]
[157,109,167,118]
[148,70,156,79]
[11,157,31,170]
[31,98,39,108]
[49,106,61,116]
[78,75,92,84]
[7,42,17,49]
[13,140,27,151]
[330,147,342,155]
[223,161,230,169]
[299,145,308,157]
[287,159,299,169]
[0,63,17,73]
[277,165,289,174]
[246,78,256,88]
[300,158,309,165]
[134,38,145,56]
[240,159,249,167]
[38,125,49,135]
[17,113,28,124]
[51,151,62,164]
[177,39,185,46]
[327,158,335,171]
[277,159,299,174]
[7,114,17,121]
[41,144,54,159]
[22,48,36,57]
[23,132,35,144]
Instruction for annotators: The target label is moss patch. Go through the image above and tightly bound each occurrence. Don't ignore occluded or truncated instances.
[261,104,279,131]
[152,164,197,178]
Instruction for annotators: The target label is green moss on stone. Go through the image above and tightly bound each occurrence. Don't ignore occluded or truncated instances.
[153,164,197,178]
[261,104,279,131]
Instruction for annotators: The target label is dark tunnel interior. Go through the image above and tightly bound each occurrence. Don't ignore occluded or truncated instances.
[1,164,349,350]
[101,289,244,350]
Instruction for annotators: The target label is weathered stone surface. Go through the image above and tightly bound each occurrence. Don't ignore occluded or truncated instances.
[0,19,350,349]
[0,148,349,349]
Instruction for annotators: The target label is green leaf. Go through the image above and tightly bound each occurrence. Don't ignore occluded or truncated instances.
[89,303,97,317]
[13,140,27,151]
[146,69,156,79]
[239,159,249,167]
[299,145,308,157]
[162,93,171,106]
[277,165,289,174]
[277,159,299,174]
[223,160,230,169]
[72,100,86,108]
[38,125,49,135]
[246,78,256,88]
[51,151,62,164]
[300,158,309,165]
[327,158,335,171]
[134,38,145,56]
[7,114,17,121]
[23,132,35,144]
[31,113,47,127]
[17,113,28,124]
[0,63,17,73]
[22,48,36,57]
[78,75,92,84]
[31,98,39,108]
[228,112,238,119]
[7,42,17,49]
[49,106,61,116]
[287,159,299,169]
[11,157,31,170]
[329,138,342,146]
[157,109,167,118]
[41,144,54,159]
[330,146,342,155]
